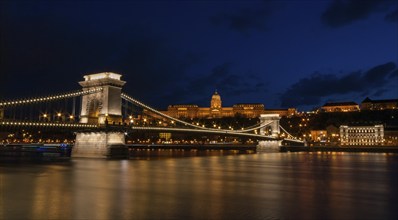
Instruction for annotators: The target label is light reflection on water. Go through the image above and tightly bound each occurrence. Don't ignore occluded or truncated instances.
[1,152,397,219]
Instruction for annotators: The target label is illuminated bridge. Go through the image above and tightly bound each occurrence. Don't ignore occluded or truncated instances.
[0,72,303,157]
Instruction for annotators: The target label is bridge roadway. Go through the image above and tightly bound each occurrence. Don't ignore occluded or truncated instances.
[0,120,303,144]
[127,143,257,152]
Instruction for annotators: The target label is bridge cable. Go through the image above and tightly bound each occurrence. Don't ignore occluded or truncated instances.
[121,93,273,133]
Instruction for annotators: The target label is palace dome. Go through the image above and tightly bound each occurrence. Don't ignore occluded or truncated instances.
[211,90,222,109]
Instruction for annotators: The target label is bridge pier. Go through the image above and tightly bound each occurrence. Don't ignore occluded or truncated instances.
[257,140,282,151]
[72,132,126,158]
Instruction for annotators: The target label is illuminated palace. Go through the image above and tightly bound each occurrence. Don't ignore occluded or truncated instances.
[146,91,296,119]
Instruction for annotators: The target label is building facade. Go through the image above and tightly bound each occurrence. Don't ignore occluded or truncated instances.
[263,108,297,117]
[340,125,384,146]
[361,97,398,110]
[159,91,260,118]
[321,102,360,112]
[155,91,295,119]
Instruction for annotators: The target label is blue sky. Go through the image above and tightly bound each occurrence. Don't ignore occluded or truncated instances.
[1,0,397,111]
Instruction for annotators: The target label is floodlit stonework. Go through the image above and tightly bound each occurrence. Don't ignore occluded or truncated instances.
[340,125,384,146]
[151,91,295,119]
[75,72,126,158]
[259,114,280,137]
[73,132,125,158]
[79,72,126,124]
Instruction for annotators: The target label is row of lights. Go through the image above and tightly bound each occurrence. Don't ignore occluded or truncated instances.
[0,88,102,107]
[130,126,275,138]
[42,113,75,120]
[122,93,207,130]
[0,121,97,128]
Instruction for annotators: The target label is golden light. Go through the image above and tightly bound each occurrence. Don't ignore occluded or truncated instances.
[69,115,74,119]
[43,114,47,118]
[57,113,61,117]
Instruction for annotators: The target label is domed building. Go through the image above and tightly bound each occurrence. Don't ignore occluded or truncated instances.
[143,90,296,119]
[159,91,267,119]
[210,90,222,109]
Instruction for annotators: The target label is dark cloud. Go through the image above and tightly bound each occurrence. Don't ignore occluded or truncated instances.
[210,8,270,33]
[321,0,397,28]
[385,8,398,22]
[373,88,389,97]
[389,69,398,79]
[160,62,268,107]
[280,62,397,108]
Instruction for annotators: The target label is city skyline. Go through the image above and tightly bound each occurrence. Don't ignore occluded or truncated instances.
[1,0,397,111]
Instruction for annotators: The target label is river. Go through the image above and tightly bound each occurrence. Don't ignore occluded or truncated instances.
[1,151,397,219]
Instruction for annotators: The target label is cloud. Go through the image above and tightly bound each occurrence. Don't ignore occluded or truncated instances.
[389,69,398,79]
[160,62,268,107]
[321,0,397,28]
[210,8,270,33]
[385,8,398,22]
[280,62,397,108]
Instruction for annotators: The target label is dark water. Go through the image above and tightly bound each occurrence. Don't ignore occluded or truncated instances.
[1,152,397,220]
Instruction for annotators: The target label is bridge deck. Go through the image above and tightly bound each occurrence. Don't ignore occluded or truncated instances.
[127,144,257,151]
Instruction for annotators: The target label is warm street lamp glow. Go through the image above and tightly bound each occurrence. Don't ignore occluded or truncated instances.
[57,113,62,117]
[43,114,47,118]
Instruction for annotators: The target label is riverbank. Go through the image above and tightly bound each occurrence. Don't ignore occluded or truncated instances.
[280,145,398,153]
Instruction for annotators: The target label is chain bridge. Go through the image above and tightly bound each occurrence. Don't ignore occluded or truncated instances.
[0,72,303,157]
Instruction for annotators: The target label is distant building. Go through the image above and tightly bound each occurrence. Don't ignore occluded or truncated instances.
[159,91,263,119]
[340,125,384,146]
[263,108,297,117]
[361,97,398,110]
[154,91,296,119]
[384,128,398,146]
[143,91,297,119]
[233,104,266,118]
[321,102,360,112]
[163,105,200,119]
[310,130,327,142]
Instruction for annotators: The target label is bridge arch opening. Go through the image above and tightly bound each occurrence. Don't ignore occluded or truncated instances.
[87,99,102,123]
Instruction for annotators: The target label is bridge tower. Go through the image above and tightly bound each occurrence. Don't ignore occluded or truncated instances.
[257,114,282,150]
[79,72,126,124]
[259,114,280,138]
[73,72,127,158]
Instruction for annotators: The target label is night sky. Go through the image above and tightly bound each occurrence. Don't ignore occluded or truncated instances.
[1,0,397,111]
